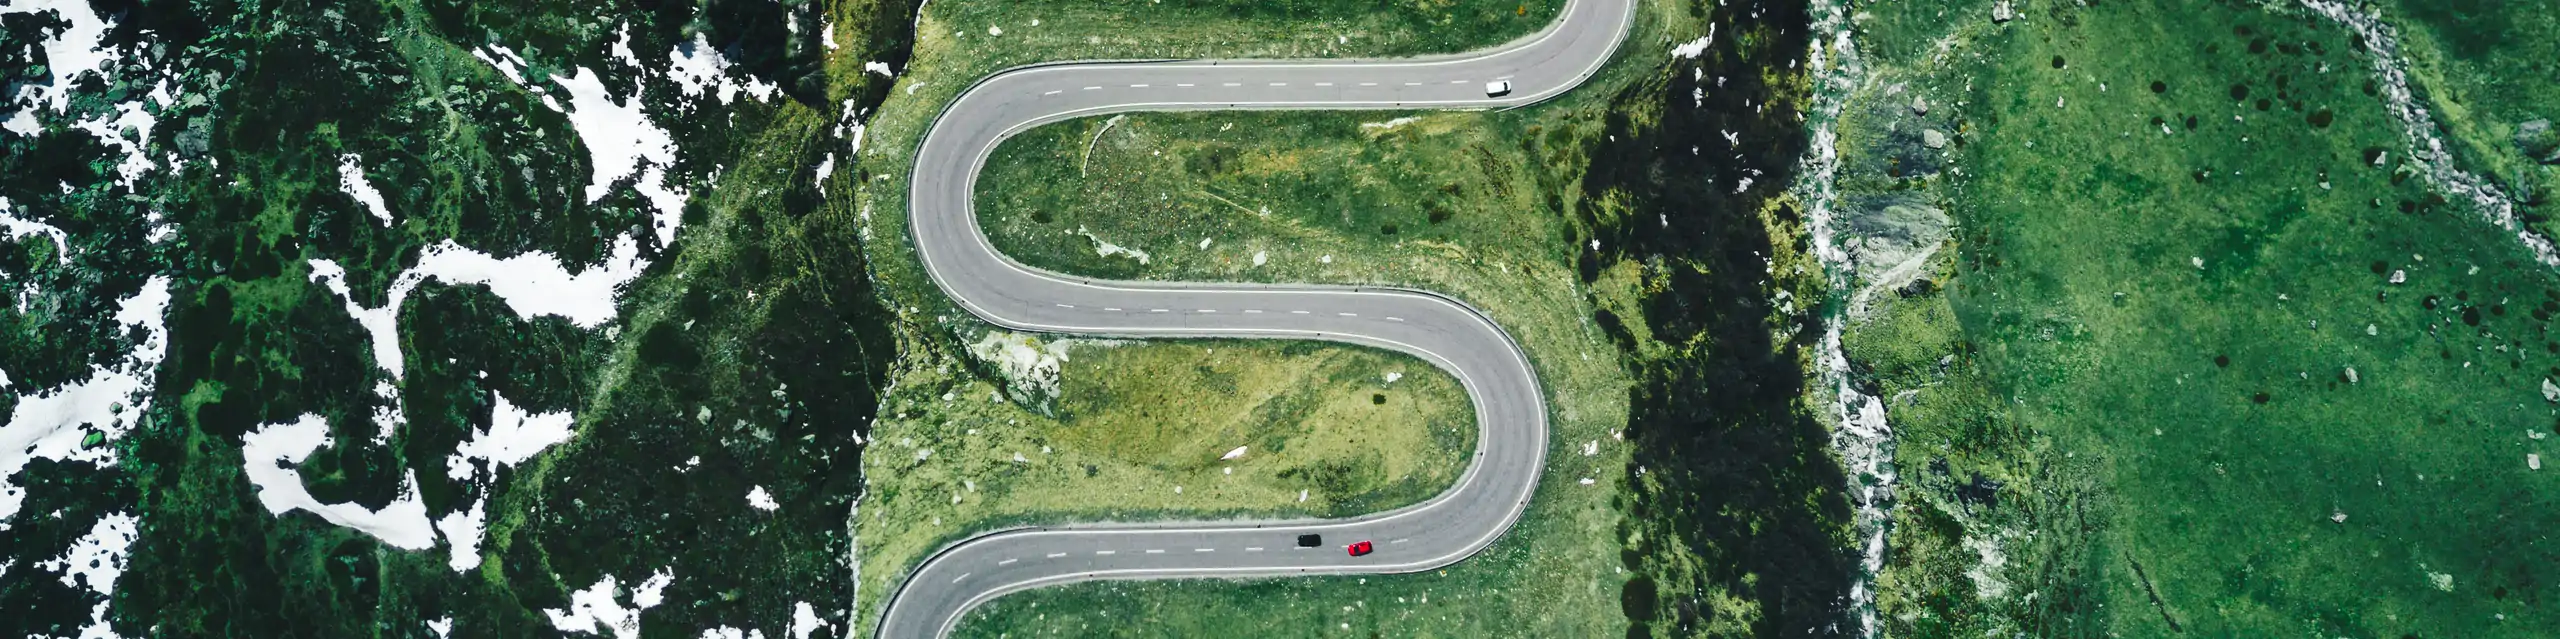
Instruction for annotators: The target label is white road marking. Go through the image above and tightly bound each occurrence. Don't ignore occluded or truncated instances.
[1130,84,1150,88]
[1386,316,1405,322]
[1046,553,1067,558]
[1150,309,1169,313]
[1244,309,1263,314]
[1338,312,1358,317]
[1290,310,1311,315]
[1096,550,1116,556]
[953,573,972,583]
[1194,548,1216,553]
[1359,82,1379,86]
[1177,83,1196,87]
[998,558,1019,565]
[1083,86,1102,91]
[1246,547,1264,552]
[1315,82,1334,87]
[1043,90,1062,95]
[1449,80,1470,84]
[1055,303,1075,309]
[1405,82,1424,86]
[1146,549,1166,554]
[1104,307,1122,311]
[1269,82,1289,87]
[1222,82,1242,87]
[1198,309,1217,313]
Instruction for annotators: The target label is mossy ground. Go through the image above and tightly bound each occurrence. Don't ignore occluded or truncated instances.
[1839,0,2559,636]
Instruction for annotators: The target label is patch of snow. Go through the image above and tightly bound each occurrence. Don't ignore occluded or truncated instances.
[39,511,137,593]
[1221,446,1248,460]
[747,486,780,511]
[1,109,36,135]
[435,497,486,571]
[1252,251,1267,266]
[1,278,169,520]
[669,34,780,105]
[1360,116,1422,131]
[411,238,647,327]
[987,25,1003,36]
[968,330,1122,400]
[791,602,825,639]
[1582,440,1598,456]
[1961,533,2009,600]
[813,153,835,198]
[240,414,438,549]
[446,392,578,480]
[428,618,454,638]
[72,100,158,186]
[1073,226,1150,264]
[2,0,115,112]
[0,197,71,264]
[548,67,688,244]
[547,568,676,639]
[1671,25,1716,59]
[337,154,396,225]
[1382,371,1403,384]
[1197,237,1212,250]
[863,61,895,78]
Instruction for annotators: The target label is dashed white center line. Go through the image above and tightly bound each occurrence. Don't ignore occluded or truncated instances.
[1130,84,1150,88]
[1405,82,1423,86]
[1392,538,1410,544]
[1315,82,1334,87]
[1449,80,1470,85]
[1246,547,1265,552]
[1083,86,1102,91]
[1146,549,1166,554]
[1104,307,1122,312]
[1244,309,1263,314]
[1150,309,1170,313]
[1338,312,1358,317]
[1197,309,1217,313]
[1054,303,1075,309]
[1359,82,1379,87]
[998,558,1019,565]
[1385,316,1405,322]
[1046,552,1068,558]
[1290,310,1311,315]
[953,572,971,583]
[1043,90,1063,96]
[1177,83,1196,87]
[1223,82,1242,87]
[1194,548,1216,553]
[1096,550,1116,556]
[1269,82,1289,87]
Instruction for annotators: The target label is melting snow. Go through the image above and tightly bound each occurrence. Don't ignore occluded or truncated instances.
[2,278,169,520]
[547,67,687,243]
[337,154,396,225]
[1,197,70,264]
[240,414,438,550]
[1074,226,1151,264]
[3,0,115,112]
[668,34,781,105]
[747,486,780,511]
[547,568,676,639]
[435,497,487,572]
[1221,446,1249,460]
[445,392,578,480]
[791,602,825,639]
[1671,25,1717,59]
[1359,116,1421,131]
[968,330,1122,400]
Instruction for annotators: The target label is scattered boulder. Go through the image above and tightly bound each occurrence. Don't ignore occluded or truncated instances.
[2517,119,2560,164]
[1910,95,1929,116]
[2543,377,2558,402]
[1845,197,1953,279]
[1923,128,1949,149]
[1992,0,2016,23]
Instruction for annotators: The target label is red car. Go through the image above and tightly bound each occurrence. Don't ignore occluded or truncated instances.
[1347,540,1374,557]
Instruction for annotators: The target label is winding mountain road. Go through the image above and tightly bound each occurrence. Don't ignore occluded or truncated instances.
[878,0,1633,635]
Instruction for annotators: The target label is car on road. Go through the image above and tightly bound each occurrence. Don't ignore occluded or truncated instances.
[1484,80,1512,97]
[1297,534,1322,548]
[1347,540,1374,557]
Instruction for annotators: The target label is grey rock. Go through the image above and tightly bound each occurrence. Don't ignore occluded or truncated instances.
[1922,128,1949,149]
[1910,94,1929,116]
[2518,119,2559,164]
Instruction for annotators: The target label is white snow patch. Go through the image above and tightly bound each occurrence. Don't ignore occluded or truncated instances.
[1,109,36,136]
[435,497,487,572]
[863,61,895,78]
[1,278,169,520]
[1359,116,1422,131]
[1252,251,1267,266]
[1671,25,1716,59]
[39,511,137,593]
[1221,446,1249,460]
[813,153,835,198]
[337,154,396,225]
[668,34,781,105]
[428,618,454,638]
[790,602,825,639]
[72,100,159,186]
[747,486,780,511]
[445,392,577,481]
[1074,226,1150,264]
[240,414,438,550]
[548,67,688,243]
[3,0,115,112]
[968,330,1123,400]
[547,568,676,639]
[1,197,71,264]
[1383,371,1403,384]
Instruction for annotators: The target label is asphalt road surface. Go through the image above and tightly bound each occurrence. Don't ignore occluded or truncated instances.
[877,0,1633,635]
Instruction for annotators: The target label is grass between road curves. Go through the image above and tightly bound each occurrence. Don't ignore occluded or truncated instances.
[846,0,1573,630]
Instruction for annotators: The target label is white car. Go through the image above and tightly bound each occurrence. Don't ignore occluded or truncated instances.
[1484,80,1512,97]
